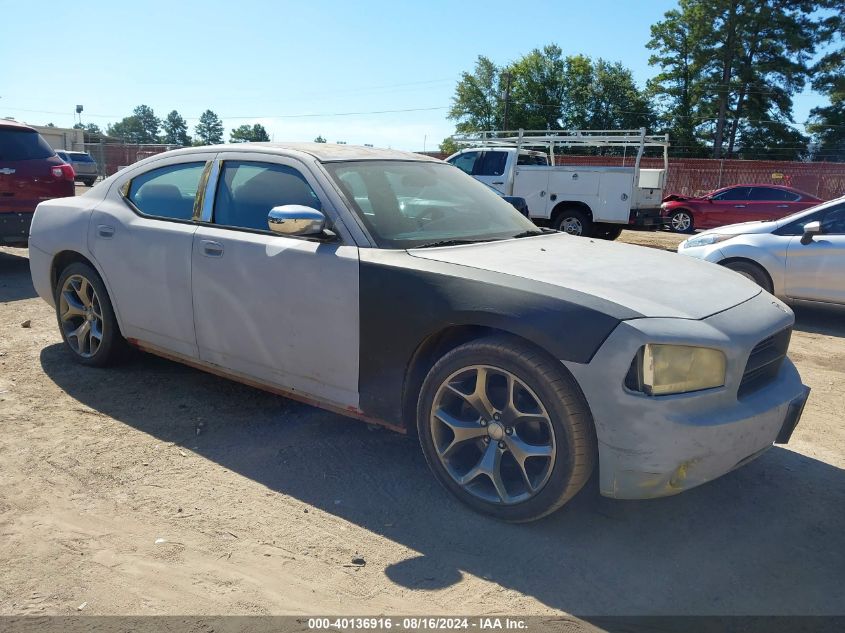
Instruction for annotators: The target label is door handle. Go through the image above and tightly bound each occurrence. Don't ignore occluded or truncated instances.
[733,204,746,208]
[97,224,115,238]
[201,240,224,257]
[492,181,504,185]
[777,204,789,208]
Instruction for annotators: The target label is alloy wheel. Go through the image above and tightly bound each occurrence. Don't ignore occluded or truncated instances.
[430,365,556,505]
[671,212,692,232]
[59,274,104,358]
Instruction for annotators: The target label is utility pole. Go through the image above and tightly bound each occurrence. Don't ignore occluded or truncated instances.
[501,71,512,132]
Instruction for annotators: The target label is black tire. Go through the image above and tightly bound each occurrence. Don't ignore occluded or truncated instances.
[417,335,596,522]
[553,208,592,237]
[83,179,96,187]
[55,262,125,367]
[722,260,773,294]
[594,225,623,241]
[669,210,694,233]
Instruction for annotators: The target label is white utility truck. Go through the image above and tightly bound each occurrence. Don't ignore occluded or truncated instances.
[446,129,670,239]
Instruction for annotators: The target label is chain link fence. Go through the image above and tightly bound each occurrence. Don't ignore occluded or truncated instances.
[552,155,845,200]
[74,142,182,180]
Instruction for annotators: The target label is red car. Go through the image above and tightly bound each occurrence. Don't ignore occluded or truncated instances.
[0,119,75,246]
[661,184,822,233]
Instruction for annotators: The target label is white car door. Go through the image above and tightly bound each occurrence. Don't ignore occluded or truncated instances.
[190,154,360,409]
[90,154,216,358]
[784,204,845,305]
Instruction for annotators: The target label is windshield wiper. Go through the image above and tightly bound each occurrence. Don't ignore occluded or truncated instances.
[510,230,545,239]
[414,239,489,249]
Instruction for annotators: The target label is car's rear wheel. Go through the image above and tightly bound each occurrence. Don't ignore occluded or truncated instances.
[554,209,592,237]
[83,178,96,187]
[722,260,773,294]
[55,262,125,366]
[417,335,596,522]
[669,210,694,233]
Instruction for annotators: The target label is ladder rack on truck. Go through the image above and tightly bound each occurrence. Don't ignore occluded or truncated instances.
[446,128,670,239]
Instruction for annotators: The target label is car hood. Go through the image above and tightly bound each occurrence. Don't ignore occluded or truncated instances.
[408,233,761,320]
[662,193,705,203]
[700,220,778,236]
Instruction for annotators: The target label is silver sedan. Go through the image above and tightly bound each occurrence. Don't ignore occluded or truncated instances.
[678,197,845,308]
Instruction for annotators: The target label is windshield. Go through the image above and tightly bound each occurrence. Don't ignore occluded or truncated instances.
[324,160,539,248]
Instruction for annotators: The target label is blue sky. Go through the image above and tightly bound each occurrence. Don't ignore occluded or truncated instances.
[0,0,829,150]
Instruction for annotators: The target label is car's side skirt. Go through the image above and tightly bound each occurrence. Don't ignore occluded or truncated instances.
[125,337,407,434]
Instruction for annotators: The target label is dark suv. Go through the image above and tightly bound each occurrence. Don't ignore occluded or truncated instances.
[0,120,75,246]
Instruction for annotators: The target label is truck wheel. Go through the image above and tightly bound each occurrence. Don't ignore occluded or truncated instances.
[554,209,592,237]
[417,335,596,522]
[55,262,125,367]
[669,210,694,233]
[83,178,96,187]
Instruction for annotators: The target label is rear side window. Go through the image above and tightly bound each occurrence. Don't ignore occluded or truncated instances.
[213,161,322,232]
[749,187,794,201]
[0,129,55,160]
[127,162,206,220]
[517,153,548,166]
[69,153,95,163]
[449,151,480,175]
[476,151,508,176]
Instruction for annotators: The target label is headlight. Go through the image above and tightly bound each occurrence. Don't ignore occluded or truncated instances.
[625,344,726,396]
[683,233,736,248]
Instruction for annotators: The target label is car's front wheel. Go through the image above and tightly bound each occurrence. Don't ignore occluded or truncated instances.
[669,210,694,233]
[417,335,596,522]
[55,262,125,366]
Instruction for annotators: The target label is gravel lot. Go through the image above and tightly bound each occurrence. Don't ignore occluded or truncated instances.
[1,215,843,617]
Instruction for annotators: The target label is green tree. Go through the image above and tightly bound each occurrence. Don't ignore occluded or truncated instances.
[194,110,224,145]
[447,48,653,139]
[807,5,844,161]
[448,55,503,133]
[73,123,102,135]
[107,105,160,143]
[229,123,270,143]
[439,137,459,155]
[646,3,709,156]
[649,0,822,158]
[106,116,144,143]
[162,110,191,146]
[314,135,327,143]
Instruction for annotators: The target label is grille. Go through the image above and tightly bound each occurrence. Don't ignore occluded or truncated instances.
[738,328,792,398]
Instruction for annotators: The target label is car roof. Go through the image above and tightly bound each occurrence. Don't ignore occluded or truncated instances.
[0,119,37,132]
[162,142,441,163]
[712,183,820,199]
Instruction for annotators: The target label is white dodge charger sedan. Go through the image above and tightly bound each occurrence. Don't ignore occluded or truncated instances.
[29,143,810,521]
[678,196,845,307]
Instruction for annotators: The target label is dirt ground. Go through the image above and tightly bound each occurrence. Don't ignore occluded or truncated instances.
[1,220,843,618]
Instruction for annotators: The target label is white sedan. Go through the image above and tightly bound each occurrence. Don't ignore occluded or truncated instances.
[678,196,845,308]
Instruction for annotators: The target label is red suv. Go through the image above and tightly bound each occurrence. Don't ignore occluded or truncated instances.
[0,120,75,246]
[661,184,822,233]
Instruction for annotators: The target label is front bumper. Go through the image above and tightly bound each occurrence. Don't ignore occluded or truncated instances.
[0,211,33,245]
[564,291,809,499]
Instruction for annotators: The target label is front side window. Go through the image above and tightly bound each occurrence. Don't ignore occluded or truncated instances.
[326,160,539,248]
[476,151,507,176]
[776,202,845,236]
[213,161,322,232]
[712,187,751,201]
[127,162,206,220]
[449,151,480,175]
[749,187,791,201]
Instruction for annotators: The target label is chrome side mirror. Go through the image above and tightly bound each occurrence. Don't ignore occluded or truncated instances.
[800,220,822,245]
[268,205,326,236]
